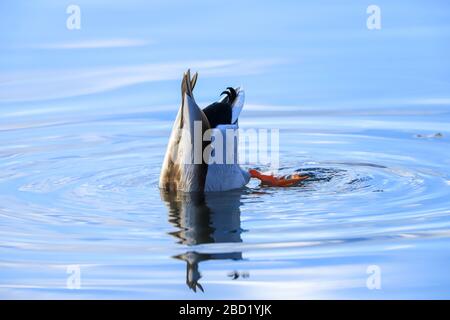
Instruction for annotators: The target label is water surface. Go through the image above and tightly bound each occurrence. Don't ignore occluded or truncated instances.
[1,0,450,299]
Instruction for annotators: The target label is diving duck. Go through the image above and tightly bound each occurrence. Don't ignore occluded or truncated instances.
[159,69,249,192]
[159,69,308,192]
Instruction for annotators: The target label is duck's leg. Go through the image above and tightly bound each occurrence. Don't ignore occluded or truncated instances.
[249,169,308,187]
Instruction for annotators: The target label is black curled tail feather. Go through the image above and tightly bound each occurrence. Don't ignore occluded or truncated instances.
[203,86,237,128]
[220,87,237,104]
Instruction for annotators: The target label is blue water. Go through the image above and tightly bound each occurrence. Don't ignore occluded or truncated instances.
[1,0,450,299]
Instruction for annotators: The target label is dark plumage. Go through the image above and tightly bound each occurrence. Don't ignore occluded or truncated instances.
[221,87,237,103]
[202,102,231,128]
[202,87,237,128]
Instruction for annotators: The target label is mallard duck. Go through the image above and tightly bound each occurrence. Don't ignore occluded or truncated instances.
[159,69,249,192]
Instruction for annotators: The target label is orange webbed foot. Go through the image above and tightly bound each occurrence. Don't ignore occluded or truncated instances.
[249,169,308,187]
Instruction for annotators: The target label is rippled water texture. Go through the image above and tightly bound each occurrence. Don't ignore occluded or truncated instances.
[1,104,450,299]
[1,0,450,299]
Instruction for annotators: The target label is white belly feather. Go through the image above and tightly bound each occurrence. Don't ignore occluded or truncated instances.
[204,88,248,192]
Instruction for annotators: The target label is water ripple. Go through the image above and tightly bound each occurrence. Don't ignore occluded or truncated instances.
[1,113,450,298]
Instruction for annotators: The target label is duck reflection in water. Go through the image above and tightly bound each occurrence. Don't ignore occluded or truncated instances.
[161,190,244,292]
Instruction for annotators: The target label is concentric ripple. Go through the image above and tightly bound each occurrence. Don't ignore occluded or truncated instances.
[1,109,450,299]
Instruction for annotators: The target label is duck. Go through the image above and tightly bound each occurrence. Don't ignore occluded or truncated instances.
[159,69,250,192]
[159,69,309,193]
